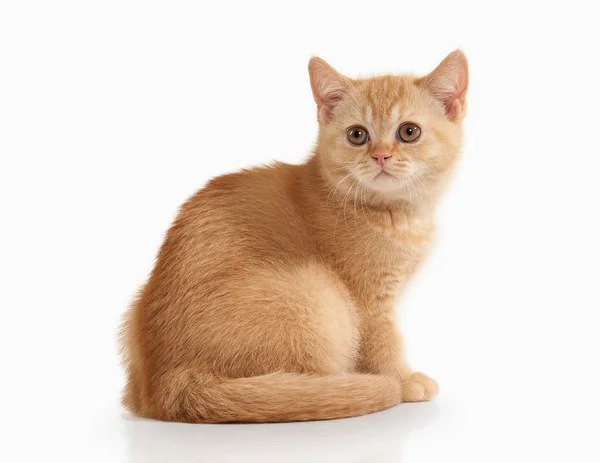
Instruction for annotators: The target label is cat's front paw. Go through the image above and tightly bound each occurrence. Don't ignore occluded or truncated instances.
[401,372,439,402]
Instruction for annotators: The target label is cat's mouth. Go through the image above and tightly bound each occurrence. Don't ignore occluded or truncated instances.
[373,170,396,180]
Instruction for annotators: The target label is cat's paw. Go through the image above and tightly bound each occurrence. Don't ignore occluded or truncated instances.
[401,372,439,402]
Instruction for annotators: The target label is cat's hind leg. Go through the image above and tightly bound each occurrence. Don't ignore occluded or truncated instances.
[135,261,403,422]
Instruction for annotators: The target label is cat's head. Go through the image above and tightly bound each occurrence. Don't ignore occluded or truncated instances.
[309,51,468,209]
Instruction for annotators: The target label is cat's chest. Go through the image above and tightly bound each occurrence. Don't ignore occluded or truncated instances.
[332,211,434,305]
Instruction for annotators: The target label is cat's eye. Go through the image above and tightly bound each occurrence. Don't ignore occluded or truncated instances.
[346,126,370,146]
[397,122,421,143]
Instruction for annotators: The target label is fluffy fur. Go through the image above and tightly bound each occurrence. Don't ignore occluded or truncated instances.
[120,50,469,423]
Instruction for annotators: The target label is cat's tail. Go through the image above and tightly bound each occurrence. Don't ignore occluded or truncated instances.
[137,370,403,423]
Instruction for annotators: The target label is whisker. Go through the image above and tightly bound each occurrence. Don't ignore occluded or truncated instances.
[361,183,371,220]
[353,182,360,225]
[412,178,420,206]
[323,166,351,175]
[333,174,356,238]
[415,176,431,199]
[343,179,359,229]
[406,177,414,205]
[327,172,354,210]
[413,178,424,205]
[360,183,368,222]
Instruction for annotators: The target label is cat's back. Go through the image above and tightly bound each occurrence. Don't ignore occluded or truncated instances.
[167,162,314,267]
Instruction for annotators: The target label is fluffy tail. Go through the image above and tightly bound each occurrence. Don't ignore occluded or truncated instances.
[140,370,403,423]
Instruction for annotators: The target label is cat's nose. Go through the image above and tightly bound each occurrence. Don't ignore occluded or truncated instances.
[371,153,391,166]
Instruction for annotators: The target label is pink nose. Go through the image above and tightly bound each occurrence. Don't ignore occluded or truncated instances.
[371,153,391,166]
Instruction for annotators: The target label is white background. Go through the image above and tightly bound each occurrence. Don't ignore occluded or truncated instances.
[1,1,599,462]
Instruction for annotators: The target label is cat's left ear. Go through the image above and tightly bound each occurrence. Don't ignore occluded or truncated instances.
[419,50,469,121]
[308,57,351,124]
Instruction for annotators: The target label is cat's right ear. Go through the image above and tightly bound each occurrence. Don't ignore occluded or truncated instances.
[308,57,350,124]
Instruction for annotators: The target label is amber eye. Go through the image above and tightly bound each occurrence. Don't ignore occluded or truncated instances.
[346,126,370,146]
[397,122,421,143]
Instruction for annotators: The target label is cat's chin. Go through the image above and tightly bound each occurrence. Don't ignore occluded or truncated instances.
[361,174,433,208]
[365,174,413,194]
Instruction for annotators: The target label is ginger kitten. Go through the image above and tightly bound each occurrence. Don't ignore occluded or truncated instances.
[120,50,468,423]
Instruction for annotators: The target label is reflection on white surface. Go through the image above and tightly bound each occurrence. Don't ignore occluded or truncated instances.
[121,403,441,463]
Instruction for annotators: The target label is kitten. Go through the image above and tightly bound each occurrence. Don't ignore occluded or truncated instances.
[120,51,468,423]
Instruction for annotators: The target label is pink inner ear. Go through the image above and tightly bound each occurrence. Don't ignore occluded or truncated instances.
[431,71,466,116]
[309,57,350,123]
[446,98,463,120]
[421,52,469,120]
[440,82,464,118]
[319,90,345,120]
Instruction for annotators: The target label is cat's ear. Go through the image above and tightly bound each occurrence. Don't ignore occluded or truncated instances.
[308,57,351,123]
[419,50,469,121]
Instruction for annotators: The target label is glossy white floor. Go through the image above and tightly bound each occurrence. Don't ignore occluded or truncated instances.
[59,382,600,462]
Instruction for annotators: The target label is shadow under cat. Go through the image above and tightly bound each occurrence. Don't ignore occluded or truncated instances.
[121,402,442,463]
